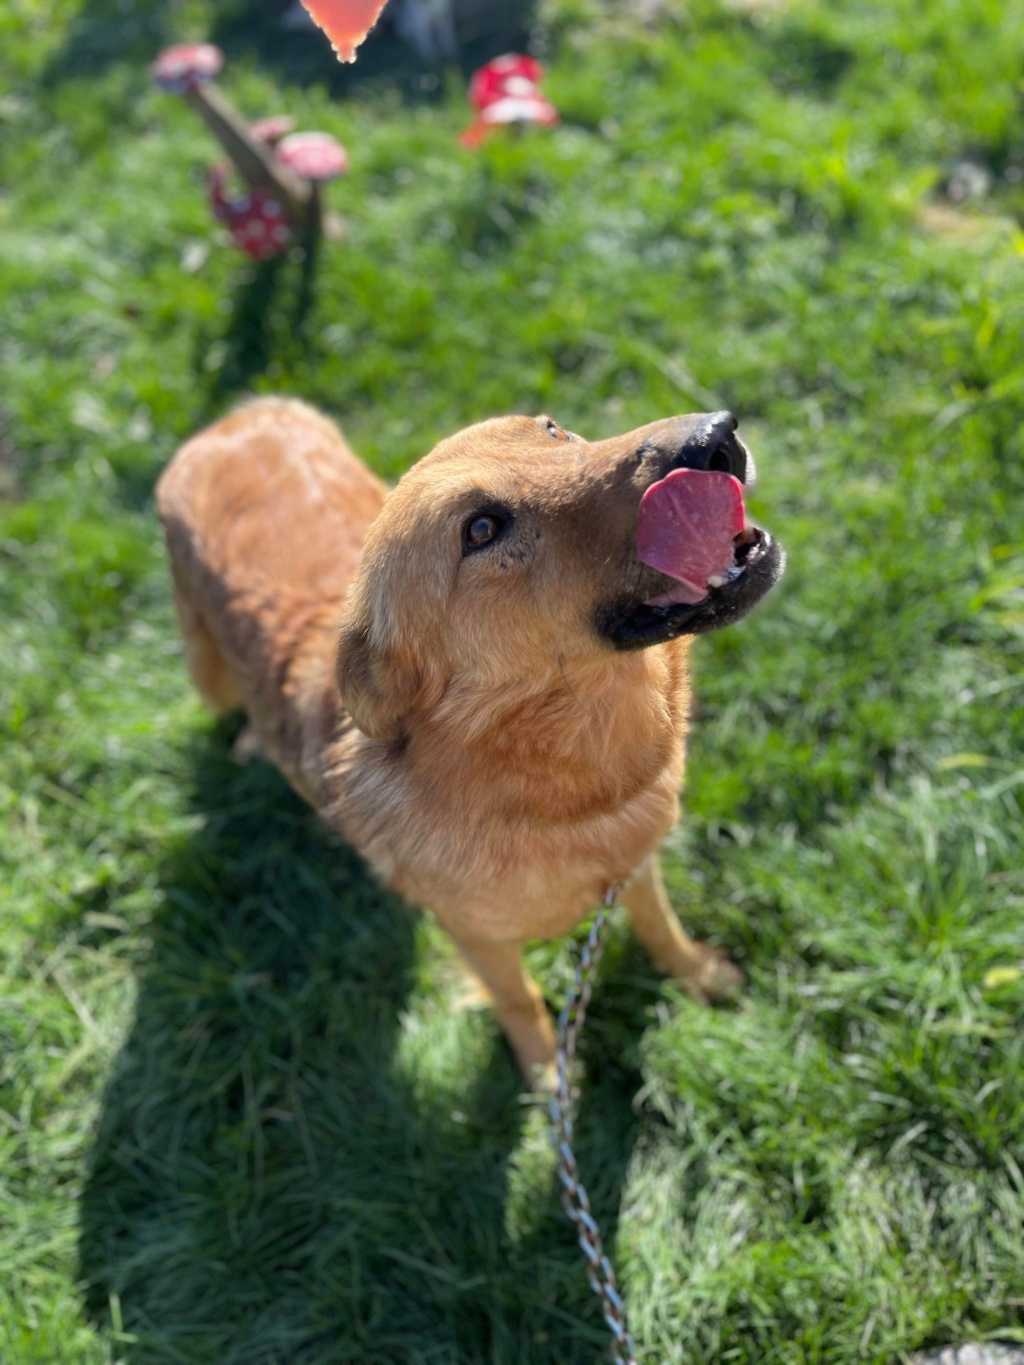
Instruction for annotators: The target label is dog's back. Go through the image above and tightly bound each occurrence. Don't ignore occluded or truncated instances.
[157,397,387,798]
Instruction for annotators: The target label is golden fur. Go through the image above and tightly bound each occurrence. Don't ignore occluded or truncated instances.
[158,398,744,1082]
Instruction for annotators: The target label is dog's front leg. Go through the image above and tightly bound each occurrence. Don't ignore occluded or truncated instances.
[622,856,744,1004]
[452,936,556,1089]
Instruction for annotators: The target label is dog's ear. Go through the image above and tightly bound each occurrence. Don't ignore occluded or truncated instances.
[336,616,419,742]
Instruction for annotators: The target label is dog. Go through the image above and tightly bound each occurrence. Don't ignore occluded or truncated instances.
[157,399,783,1084]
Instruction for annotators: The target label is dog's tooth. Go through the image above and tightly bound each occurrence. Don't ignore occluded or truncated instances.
[708,563,745,590]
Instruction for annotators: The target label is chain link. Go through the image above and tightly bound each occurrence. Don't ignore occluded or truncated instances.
[549,885,639,1365]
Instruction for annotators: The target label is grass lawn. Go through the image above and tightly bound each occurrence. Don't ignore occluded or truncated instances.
[2,0,1024,1360]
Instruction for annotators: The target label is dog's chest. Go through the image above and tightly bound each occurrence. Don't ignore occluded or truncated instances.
[337,747,683,941]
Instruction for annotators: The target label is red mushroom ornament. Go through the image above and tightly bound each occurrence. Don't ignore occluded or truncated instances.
[277,131,349,242]
[208,164,293,261]
[461,54,559,148]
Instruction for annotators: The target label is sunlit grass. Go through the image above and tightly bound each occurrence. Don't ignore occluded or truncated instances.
[1,0,1023,1360]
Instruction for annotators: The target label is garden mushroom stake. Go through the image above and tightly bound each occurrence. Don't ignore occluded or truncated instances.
[151,44,316,236]
[461,54,559,148]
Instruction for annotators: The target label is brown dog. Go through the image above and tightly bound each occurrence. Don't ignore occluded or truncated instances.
[158,398,783,1083]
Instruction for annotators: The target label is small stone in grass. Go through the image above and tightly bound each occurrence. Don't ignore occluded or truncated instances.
[912,1347,1024,1365]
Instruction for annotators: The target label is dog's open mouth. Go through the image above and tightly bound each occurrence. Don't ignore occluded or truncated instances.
[598,466,785,650]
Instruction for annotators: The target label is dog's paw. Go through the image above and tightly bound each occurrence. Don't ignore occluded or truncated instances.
[526,1059,559,1095]
[230,723,264,765]
[679,948,746,1005]
[450,974,491,1011]
[504,1019,557,1092]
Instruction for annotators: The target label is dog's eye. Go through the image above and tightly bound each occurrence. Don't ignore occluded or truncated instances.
[463,513,504,552]
[546,419,570,441]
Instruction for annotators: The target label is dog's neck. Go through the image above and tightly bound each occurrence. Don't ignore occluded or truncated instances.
[400,644,691,824]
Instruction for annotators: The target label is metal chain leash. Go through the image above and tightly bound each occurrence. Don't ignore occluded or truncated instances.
[549,884,639,1365]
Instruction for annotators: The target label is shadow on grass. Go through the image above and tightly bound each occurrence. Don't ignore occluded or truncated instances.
[201,236,322,406]
[212,253,292,401]
[108,241,324,512]
[77,724,642,1362]
[103,262,299,512]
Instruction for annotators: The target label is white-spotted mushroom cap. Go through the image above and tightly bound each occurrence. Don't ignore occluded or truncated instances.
[276,131,350,181]
[151,43,224,94]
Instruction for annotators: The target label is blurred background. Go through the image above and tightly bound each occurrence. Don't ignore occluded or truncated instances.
[1,1,1023,1362]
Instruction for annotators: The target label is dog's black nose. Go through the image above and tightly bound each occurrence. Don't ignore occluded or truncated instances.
[667,411,748,480]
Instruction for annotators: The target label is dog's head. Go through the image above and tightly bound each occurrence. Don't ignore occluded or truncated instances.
[337,412,784,740]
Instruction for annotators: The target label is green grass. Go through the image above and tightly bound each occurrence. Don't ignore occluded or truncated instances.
[2,0,1024,1360]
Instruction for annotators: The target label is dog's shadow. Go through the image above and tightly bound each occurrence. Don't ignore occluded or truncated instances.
[77,726,640,1363]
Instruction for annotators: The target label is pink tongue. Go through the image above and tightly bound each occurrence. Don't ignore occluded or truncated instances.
[637,469,747,605]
